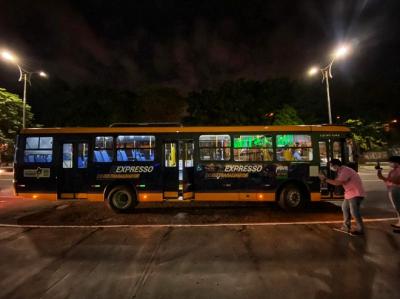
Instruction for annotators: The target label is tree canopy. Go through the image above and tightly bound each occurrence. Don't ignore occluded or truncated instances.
[273,105,303,125]
[0,88,34,162]
[26,76,400,128]
[185,78,320,125]
[0,88,33,143]
[344,119,386,151]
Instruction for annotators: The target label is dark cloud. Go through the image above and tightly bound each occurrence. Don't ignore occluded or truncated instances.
[0,0,399,92]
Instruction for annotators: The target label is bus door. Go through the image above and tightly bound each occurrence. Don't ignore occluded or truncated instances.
[331,139,345,198]
[318,139,345,199]
[318,140,330,198]
[58,141,90,199]
[163,140,195,200]
[179,141,194,199]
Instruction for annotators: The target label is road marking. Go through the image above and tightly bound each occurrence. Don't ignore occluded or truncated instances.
[0,217,396,229]
[362,179,383,182]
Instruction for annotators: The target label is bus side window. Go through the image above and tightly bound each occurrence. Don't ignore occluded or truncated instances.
[233,135,273,161]
[94,136,113,163]
[116,135,155,162]
[165,143,177,167]
[180,142,194,167]
[276,134,313,161]
[333,141,342,161]
[63,143,73,168]
[78,143,88,168]
[199,135,231,161]
[24,136,53,163]
[318,142,328,166]
[345,138,355,162]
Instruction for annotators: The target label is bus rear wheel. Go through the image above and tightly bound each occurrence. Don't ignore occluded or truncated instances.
[107,186,137,213]
[278,184,307,211]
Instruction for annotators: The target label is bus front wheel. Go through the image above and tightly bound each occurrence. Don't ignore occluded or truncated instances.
[107,186,137,213]
[278,184,307,211]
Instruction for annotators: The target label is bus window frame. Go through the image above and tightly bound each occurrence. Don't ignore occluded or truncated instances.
[232,134,274,162]
[115,135,156,162]
[275,133,314,162]
[23,136,54,164]
[198,134,232,162]
[93,135,115,163]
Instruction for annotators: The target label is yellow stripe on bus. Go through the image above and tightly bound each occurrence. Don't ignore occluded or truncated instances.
[16,192,58,200]
[195,192,275,201]
[310,192,321,201]
[14,191,331,203]
[21,125,350,135]
[138,192,164,202]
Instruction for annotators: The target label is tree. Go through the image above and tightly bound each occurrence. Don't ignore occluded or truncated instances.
[185,78,318,125]
[0,87,34,162]
[134,86,186,123]
[344,119,386,152]
[273,105,304,125]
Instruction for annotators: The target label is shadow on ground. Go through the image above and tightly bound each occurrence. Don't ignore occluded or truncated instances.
[13,201,348,226]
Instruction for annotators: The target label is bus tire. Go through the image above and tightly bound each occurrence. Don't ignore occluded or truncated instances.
[107,186,137,213]
[278,184,307,211]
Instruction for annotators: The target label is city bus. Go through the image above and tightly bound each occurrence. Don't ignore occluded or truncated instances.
[13,124,357,212]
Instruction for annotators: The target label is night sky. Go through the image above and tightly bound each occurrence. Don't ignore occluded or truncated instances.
[1,0,400,93]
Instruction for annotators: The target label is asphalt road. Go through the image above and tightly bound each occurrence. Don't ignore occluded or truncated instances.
[0,167,399,299]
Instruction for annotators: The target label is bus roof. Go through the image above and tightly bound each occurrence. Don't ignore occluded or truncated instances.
[20,125,351,135]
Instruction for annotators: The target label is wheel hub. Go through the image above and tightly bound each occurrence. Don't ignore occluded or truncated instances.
[113,191,130,209]
[287,190,301,207]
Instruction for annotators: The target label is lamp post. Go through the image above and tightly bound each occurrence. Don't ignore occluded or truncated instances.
[308,45,350,124]
[1,50,47,129]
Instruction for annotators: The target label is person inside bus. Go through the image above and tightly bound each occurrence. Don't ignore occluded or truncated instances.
[261,148,272,161]
[376,156,400,232]
[319,159,366,235]
[283,147,293,161]
[292,148,302,161]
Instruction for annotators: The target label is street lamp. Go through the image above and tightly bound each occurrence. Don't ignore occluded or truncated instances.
[1,49,48,129]
[308,44,351,124]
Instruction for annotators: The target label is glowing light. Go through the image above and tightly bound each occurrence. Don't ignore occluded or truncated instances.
[39,71,48,78]
[1,50,18,63]
[333,45,350,59]
[265,112,274,118]
[392,119,398,123]
[308,66,319,76]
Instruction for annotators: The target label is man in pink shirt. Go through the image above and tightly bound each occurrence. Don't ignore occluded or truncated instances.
[377,156,400,232]
[319,159,366,235]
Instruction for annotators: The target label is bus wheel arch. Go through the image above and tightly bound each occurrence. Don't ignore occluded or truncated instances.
[276,180,310,211]
[106,184,138,213]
